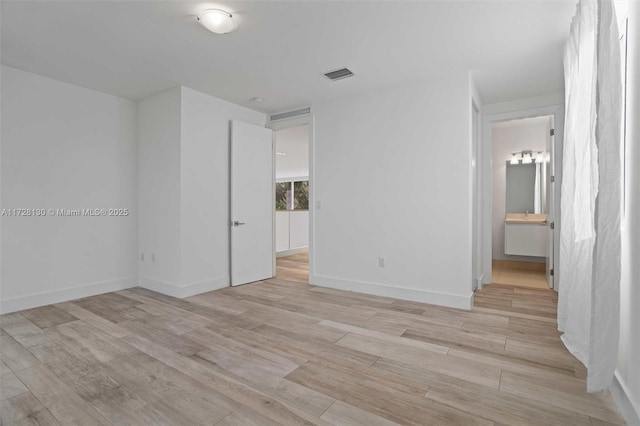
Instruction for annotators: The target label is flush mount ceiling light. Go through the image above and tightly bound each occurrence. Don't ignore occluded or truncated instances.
[197,9,236,34]
[276,152,287,156]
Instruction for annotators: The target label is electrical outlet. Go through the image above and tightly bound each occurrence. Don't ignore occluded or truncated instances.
[378,257,386,268]
[152,254,155,263]
[316,200,322,210]
[140,253,144,262]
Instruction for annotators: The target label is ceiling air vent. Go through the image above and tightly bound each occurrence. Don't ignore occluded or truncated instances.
[270,107,311,122]
[324,67,355,81]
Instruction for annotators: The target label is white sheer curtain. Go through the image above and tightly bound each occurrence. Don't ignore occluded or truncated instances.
[558,0,622,392]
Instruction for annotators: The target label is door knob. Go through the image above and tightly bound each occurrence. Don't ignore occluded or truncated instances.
[232,220,246,227]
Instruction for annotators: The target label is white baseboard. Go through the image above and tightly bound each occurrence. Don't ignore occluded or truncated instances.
[310,274,473,310]
[0,277,137,314]
[276,247,309,258]
[475,274,484,290]
[611,371,640,426]
[139,275,229,298]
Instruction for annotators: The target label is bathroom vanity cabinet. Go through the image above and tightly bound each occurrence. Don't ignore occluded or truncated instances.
[504,213,547,257]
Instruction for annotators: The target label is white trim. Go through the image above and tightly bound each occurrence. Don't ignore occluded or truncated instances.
[275,176,309,183]
[611,372,640,425]
[139,275,228,298]
[470,77,484,292]
[483,93,565,116]
[271,127,277,277]
[481,104,564,288]
[0,277,137,314]
[475,274,485,291]
[276,247,309,258]
[309,116,316,280]
[310,274,474,310]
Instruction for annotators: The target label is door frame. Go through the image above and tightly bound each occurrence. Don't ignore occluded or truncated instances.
[480,104,564,291]
[267,114,315,279]
[472,100,482,291]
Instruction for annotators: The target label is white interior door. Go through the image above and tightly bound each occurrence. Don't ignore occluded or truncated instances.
[546,116,555,288]
[230,120,273,286]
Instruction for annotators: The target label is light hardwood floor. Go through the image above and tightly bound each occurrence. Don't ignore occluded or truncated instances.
[492,259,549,289]
[0,255,624,425]
[276,252,309,282]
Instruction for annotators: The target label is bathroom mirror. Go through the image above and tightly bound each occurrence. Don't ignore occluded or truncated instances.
[506,161,547,214]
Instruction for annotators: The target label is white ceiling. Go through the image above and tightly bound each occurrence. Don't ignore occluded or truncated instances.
[1,1,576,112]
[275,124,308,180]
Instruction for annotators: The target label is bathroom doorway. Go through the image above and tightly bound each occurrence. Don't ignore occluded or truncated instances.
[490,115,554,289]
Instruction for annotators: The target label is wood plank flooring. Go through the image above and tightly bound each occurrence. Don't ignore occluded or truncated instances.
[491,260,549,289]
[276,252,309,283]
[0,254,624,425]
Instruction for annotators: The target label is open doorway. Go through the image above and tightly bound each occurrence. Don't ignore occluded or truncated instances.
[273,124,310,283]
[490,115,554,289]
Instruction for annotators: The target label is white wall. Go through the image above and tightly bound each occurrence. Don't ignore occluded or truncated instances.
[276,210,309,255]
[1,66,138,313]
[275,211,290,252]
[289,211,309,249]
[179,87,265,290]
[138,86,265,297]
[491,117,549,261]
[312,73,473,309]
[137,87,182,287]
[0,72,266,310]
[616,0,640,422]
[275,124,309,181]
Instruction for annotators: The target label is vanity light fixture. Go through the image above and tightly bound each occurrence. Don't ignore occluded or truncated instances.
[510,150,545,165]
[197,9,237,34]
